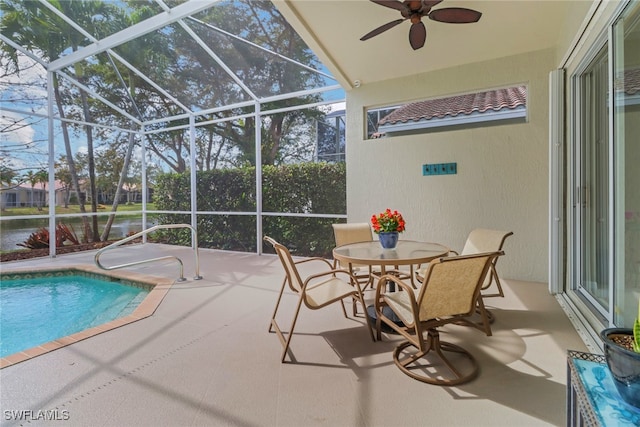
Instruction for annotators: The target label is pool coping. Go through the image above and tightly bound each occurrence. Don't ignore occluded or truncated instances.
[0,265,175,369]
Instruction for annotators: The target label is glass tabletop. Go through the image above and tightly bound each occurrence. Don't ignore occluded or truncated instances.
[332,240,449,266]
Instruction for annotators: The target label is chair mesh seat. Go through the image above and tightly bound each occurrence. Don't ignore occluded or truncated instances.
[305,278,360,308]
[385,290,415,324]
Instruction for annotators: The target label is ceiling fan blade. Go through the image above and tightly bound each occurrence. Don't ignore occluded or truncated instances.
[409,21,426,50]
[421,0,443,10]
[369,0,407,12]
[360,18,406,41]
[428,7,482,23]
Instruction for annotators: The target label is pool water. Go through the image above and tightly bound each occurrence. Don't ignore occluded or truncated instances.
[0,275,149,358]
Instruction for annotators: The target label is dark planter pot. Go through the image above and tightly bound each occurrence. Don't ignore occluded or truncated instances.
[600,328,640,409]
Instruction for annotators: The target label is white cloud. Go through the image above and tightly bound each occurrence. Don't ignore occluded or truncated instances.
[0,110,35,146]
[0,50,48,114]
[4,156,26,172]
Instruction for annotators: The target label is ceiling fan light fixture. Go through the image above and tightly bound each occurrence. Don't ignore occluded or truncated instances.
[361,0,482,50]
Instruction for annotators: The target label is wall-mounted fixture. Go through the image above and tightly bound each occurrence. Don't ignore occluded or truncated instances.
[422,162,457,176]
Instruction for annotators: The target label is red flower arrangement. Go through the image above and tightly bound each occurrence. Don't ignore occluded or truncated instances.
[371,209,406,234]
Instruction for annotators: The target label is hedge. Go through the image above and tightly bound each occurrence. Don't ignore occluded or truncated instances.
[153,162,346,257]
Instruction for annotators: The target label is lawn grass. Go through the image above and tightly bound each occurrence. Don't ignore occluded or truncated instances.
[0,203,156,217]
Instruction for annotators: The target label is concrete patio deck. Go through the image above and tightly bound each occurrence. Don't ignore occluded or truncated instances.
[0,243,589,426]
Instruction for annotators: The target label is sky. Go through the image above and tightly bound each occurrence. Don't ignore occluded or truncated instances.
[1,51,51,173]
[0,1,345,180]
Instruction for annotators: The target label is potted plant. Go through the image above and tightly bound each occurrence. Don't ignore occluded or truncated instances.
[600,298,640,408]
[371,209,405,249]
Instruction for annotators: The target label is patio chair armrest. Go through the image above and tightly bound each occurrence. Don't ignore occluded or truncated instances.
[303,268,359,288]
[293,257,334,269]
[374,274,415,300]
[374,274,419,329]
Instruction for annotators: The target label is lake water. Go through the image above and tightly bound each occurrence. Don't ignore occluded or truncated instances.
[1,217,146,252]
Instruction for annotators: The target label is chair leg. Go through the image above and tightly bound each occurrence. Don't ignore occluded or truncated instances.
[355,289,376,342]
[363,267,375,290]
[339,298,348,318]
[489,268,505,297]
[475,296,493,337]
[268,277,288,333]
[375,320,382,341]
[277,293,306,363]
[453,299,493,336]
[352,273,373,316]
[481,265,505,298]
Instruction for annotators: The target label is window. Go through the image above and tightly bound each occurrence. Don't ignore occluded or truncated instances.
[612,0,640,328]
[365,85,527,139]
[569,0,640,330]
[573,45,610,318]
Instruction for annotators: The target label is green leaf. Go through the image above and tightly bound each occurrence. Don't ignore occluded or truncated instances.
[634,317,640,353]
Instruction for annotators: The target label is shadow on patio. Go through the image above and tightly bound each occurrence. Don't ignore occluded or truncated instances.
[0,243,588,426]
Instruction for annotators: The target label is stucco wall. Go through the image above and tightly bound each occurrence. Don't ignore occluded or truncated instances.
[345,48,557,283]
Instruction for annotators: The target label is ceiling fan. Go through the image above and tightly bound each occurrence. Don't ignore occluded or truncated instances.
[360,0,482,50]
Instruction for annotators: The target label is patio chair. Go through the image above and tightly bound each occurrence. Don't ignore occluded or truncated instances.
[264,236,375,363]
[332,223,375,277]
[416,228,513,336]
[332,223,413,313]
[454,229,514,299]
[374,251,503,385]
[332,223,378,313]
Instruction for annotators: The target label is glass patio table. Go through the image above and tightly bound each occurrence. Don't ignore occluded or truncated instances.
[332,240,449,281]
[333,240,450,329]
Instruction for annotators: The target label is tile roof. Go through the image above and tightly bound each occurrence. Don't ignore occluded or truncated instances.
[374,68,639,137]
[18,180,66,191]
[378,85,527,126]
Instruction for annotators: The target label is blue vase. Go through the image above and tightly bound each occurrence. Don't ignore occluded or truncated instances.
[378,231,399,249]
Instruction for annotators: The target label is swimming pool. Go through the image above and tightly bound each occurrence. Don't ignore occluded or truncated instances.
[0,266,173,367]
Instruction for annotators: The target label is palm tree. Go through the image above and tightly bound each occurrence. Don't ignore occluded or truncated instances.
[55,156,73,208]
[34,169,47,211]
[24,170,37,207]
[1,0,122,241]
[0,164,18,211]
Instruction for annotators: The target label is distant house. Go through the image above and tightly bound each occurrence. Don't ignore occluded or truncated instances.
[316,107,346,163]
[1,180,70,209]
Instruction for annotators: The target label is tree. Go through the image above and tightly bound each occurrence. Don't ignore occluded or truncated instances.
[34,169,47,211]
[0,163,18,211]
[1,0,338,239]
[2,1,98,238]
[88,1,327,171]
[181,1,326,168]
[1,0,128,241]
[55,156,74,208]
[100,130,138,241]
[24,170,37,208]
[0,162,18,186]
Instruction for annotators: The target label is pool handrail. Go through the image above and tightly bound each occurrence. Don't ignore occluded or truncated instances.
[94,224,203,282]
